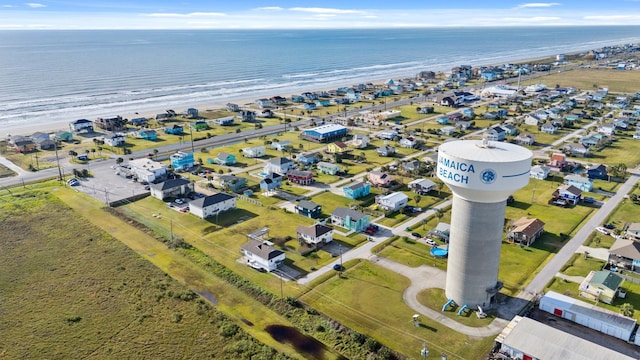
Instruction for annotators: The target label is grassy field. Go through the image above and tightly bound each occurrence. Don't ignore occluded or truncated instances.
[417,288,496,327]
[301,260,495,359]
[521,68,640,93]
[0,163,15,178]
[0,190,293,359]
[560,253,606,277]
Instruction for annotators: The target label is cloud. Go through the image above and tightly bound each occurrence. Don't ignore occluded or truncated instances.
[516,2,561,8]
[145,12,226,18]
[254,7,283,11]
[25,2,46,8]
[3,4,15,7]
[583,14,640,20]
[289,7,365,15]
[502,16,562,21]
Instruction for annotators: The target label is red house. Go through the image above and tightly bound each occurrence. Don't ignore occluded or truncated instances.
[287,169,314,185]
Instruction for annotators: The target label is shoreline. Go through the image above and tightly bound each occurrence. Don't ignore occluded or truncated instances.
[0,45,619,138]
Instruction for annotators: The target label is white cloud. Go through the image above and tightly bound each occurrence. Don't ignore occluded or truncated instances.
[254,7,283,11]
[25,3,46,8]
[516,2,561,8]
[145,12,226,18]
[289,7,365,15]
[584,14,640,20]
[3,4,15,7]
[502,16,561,21]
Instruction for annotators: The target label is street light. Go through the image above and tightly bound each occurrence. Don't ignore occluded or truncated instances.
[421,342,429,359]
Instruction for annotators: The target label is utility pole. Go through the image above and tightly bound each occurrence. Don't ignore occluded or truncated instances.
[54,140,63,181]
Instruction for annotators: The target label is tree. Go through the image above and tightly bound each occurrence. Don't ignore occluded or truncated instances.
[299,143,304,150]
[434,208,444,222]
[68,150,77,156]
[153,148,159,160]
[620,303,634,317]
[116,157,124,165]
[414,195,422,206]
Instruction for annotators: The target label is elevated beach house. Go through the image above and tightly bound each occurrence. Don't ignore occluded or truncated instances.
[375,192,409,212]
[260,173,283,191]
[295,200,322,219]
[563,174,593,192]
[212,152,236,166]
[69,119,94,133]
[506,217,545,246]
[264,157,295,175]
[104,134,125,147]
[296,224,334,248]
[317,161,340,175]
[331,207,370,232]
[552,184,582,205]
[170,151,195,172]
[241,145,265,158]
[530,165,551,180]
[241,240,285,272]
[218,175,247,193]
[608,238,640,272]
[408,178,435,194]
[164,124,184,135]
[287,169,314,185]
[367,170,393,187]
[343,181,370,199]
[578,270,624,304]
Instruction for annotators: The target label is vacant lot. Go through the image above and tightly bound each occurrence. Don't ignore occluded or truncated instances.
[521,68,640,93]
[0,190,290,359]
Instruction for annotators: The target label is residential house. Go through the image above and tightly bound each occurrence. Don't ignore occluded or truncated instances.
[501,124,518,136]
[564,174,593,192]
[257,109,273,118]
[440,126,457,136]
[137,129,157,141]
[375,192,409,212]
[549,153,567,171]
[317,161,340,175]
[296,152,317,165]
[331,207,370,232]
[514,133,535,146]
[186,108,199,118]
[30,132,49,144]
[455,121,472,131]
[259,173,283,191]
[33,137,56,150]
[436,116,449,125]
[507,217,545,246]
[484,126,506,141]
[408,178,435,194]
[54,130,73,142]
[9,136,36,153]
[581,134,602,148]
[104,134,125,147]
[240,239,285,272]
[303,102,317,110]
[287,169,314,185]
[524,114,542,126]
[212,152,236,166]
[219,175,247,193]
[579,270,624,304]
[597,123,616,136]
[239,110,257,122]
[264,157,295,175]
[241,145,266,158]
[343,181,371,199]
[563,143,590,157]
[294,200,322,219]
[213,116,234,126]
[69,119,94,133]
[314,99,331,107]
[190,121,208,131]
[587,164,608,180]
[367,170,393,187]
[375,129,398,140]
[608,238,640,272]
[255,98,273,108]
[271,140,292,152]
[540,123,558,134]
[398,137,419,149]
[150,178,194,200]
[170,151,195,172]
[296,224,334,247]
[96,116,127,132]
[128,158,167,183]
[164,124,184,135]
[552,184,582,205]
[326,141,351,154]
[301,124,348,143]
[429,222,451,241]
[402,159,422,173]
[626,223,640,239]
[530,165,551,180]
[634,128,640,140]
[376,145,396,157]
[349,134,370,149]
[129,117,148,126]
[189,193,236,219]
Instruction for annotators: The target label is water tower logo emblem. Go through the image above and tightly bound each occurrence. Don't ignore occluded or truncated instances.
[480,168,497,184]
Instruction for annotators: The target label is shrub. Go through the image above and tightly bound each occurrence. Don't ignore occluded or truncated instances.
[172,312,183,323]
[219,323,239,337]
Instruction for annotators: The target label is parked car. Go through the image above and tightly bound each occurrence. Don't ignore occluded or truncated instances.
[333,264,344,271]
[175,198,184,205]
[583,197,595,204]
[595,227,609,235]
[411,232,422,238]
[425,238,436,246]
[67,178,79,186]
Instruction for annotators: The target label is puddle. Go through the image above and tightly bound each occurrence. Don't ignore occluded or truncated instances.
[196,290,218,305]
[265,324,347,360]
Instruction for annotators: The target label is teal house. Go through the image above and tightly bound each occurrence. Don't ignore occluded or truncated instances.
[219,175,247,193]
[138,129,157,141]
[331,207,370,232]
[164,124,184,135]
[343,181,370,199]
[212,152,236,166]
[170,151,194,171]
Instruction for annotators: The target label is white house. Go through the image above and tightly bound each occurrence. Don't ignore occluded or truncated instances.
[240,239,285,272]
[128,158,167,183]
[241,145,266,158]
[375,192,409,212]
[408,178,436,194]
[150,178,194,200]
[264,157,295,175]
[540,123,558,134]
[104,134,125,147]
[296,224,334,247]
[349,134,370,149]
[529,165,551,180]
[189,193,236,219]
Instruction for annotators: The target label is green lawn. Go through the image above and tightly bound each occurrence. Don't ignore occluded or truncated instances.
[301,260,495,359]
[0,163,16,178]
[417,288,497,327]
[586,137,640,168]
[561,253,606,276]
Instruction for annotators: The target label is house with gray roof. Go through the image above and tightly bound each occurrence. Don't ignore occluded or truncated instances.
[296,224,334,247]
[240,239,285,272]
[189,193,236,219]
[150,178,194,200]
[608,238,640,273]
[331,207,370,232]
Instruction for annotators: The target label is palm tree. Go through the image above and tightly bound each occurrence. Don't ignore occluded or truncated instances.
[153,148,159,160]
[620,303,634,317]
[434,208,444,222]
[617,163,628,180]
[414,195,422,206]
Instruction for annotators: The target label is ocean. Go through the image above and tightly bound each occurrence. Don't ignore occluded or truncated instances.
[1,26,640,134]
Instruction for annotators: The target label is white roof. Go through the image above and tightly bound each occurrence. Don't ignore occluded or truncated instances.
[307,124,346,135]
[128,158,165,172]
[409,178,436,188]
[497,316,634,360]
[378,192,408,203]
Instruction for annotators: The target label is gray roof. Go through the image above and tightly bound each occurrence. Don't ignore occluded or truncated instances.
[610,238,640,260]
[296,200,319,211]
[332,207,368,221]
[344,181,367,191]
[150,178,191,191]
[269,157,293,165]
[497,316,634,360]
[241,239,284,260]
[296,224,333,238]
[190,193,234,208]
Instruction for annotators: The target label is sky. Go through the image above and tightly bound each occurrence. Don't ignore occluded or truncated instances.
[1,1,640,30]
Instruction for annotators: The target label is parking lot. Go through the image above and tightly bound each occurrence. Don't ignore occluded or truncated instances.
[69,160,150,204]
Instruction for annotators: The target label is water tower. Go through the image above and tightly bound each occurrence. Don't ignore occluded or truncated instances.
[437,139,532,307]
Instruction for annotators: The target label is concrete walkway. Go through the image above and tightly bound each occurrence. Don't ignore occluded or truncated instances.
[555,273,586,284]
[0,154,28,176]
